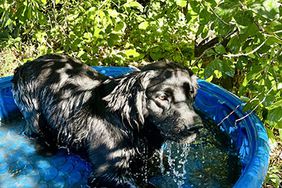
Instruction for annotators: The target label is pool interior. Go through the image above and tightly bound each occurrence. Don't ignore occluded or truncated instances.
[0,114,241,188]
[148,118,241,188]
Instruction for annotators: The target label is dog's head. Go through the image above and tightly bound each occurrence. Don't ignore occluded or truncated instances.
[104,61,202,144]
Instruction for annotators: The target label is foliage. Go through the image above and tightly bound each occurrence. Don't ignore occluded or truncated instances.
[0,0,281,187]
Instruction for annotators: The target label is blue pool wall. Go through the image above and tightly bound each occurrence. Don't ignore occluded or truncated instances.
[0,66,270,188]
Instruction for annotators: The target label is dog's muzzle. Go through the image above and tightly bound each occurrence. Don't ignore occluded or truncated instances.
[173,124,203,144]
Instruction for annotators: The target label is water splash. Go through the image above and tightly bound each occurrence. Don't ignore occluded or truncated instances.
[163,142,191,187]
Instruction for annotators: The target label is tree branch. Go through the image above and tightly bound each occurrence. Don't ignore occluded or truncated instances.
[194,29,238,58]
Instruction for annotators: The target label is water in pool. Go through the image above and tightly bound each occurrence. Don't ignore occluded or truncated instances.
[0,118,241,187]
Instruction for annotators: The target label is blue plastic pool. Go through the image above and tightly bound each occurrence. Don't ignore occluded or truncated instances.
[0,67,270,188]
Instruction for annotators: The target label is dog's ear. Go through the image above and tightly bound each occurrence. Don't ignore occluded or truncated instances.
[103,72,150,132]
[190,74,199,97]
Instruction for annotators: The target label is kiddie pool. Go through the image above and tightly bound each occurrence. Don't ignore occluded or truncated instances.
[0,67,270,188]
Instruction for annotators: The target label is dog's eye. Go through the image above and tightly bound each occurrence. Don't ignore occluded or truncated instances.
[158,94,169,101]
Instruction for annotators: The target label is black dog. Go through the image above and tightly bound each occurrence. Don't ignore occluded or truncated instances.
[12,54,202,187]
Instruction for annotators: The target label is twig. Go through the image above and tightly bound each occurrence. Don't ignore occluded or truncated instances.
[217,87,273,127]
[234,87,273,126]
[223,38,267,58]
[217,104,241,126]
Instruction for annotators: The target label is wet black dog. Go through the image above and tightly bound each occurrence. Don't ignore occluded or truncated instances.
[12,54,202,187]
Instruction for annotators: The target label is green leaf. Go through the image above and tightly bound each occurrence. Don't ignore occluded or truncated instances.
[83,32,92,42]
[252,0,280,19]
[242,77,248,87]
[24,6,32,20]
[176,0,187,8]
[215,44,226,54]
[233,10,253,26]
[108,34,120,46]
[150,47,164,61]
[227,36,241,53]
[278,83,282,90]
[204,59,222,78]
[199,8,210,24]
[240,96,250,103]
[222,60,235,77]
[266,99,282,110]
[278,128,282,139]
[108,9,119,18]
[190,1,201,13]
[243,99,260,112]
[124,49,140,58]
[4,18,13,27]
[266,127,276,141]
[41,0,47,5]
[267,107,282,123]
[242,23,260,37]
[214,70,222,79]
[204,59,234,78]
[34,31,47,43]
[138,21,149,30]
[114,22,125,32]
[244,64,262,84]
[263,0,280,13]
[94,28,101,38]
[206,75,214,82]
[172,52,182,63]
[38,11,47,25]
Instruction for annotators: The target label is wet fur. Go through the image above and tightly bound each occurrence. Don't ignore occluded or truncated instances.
[12,54,202,187]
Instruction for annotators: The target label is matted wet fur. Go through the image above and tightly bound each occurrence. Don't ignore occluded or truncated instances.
[12,54,203,187]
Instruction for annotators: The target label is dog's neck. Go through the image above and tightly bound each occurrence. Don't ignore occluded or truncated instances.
[137,120,165,155]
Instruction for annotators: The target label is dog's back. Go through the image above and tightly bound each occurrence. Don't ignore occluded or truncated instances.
[12,54,105,139]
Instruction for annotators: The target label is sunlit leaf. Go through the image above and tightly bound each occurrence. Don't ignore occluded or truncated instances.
[124,49,140,58]
[108,9,119,18]
[278,129,282,137]
[138,21,149,30]
[266,99,282,110]
[176,0,187,8]
[278,83,282,90]
[263,0,280,13]
[214,70,222,78]
[83,32,92,42]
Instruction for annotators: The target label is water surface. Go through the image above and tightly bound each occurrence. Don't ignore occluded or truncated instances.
[0,118,241,188]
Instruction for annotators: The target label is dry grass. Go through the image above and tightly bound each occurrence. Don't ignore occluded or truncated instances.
[0,48,21,77]
[0,45,37,77]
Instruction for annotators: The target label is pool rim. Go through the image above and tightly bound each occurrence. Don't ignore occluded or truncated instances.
[0,67,270,188]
